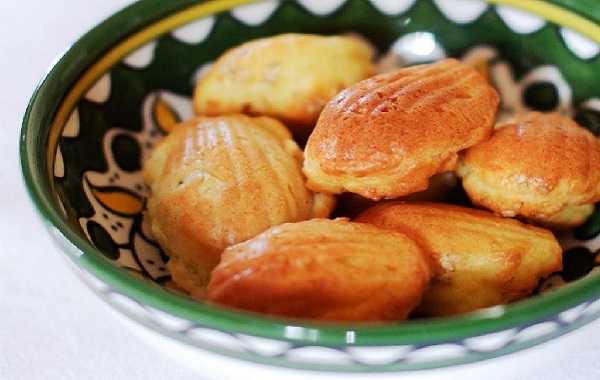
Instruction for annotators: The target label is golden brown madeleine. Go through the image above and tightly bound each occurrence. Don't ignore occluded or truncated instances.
[304,59,499,200]
[207,219,433,321]
[458,112,600,228]
[356,202,562,317]
[143,115,335,297]
[193,33,375,137]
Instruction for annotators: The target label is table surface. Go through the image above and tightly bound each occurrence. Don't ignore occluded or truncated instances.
[2,1,600,379]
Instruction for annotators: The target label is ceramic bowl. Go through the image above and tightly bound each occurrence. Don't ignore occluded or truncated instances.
[21,0,600,373]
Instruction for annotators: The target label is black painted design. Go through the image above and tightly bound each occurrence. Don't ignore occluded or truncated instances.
[561,247,597,281]
[111,134,142,172]
[575,108,600,136]
[523,81,559,111]
[87,220,120,260]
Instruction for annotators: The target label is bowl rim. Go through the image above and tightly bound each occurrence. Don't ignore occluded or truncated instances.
[19,0,600,351]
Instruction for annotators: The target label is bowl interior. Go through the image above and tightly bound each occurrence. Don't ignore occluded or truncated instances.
[23,0,600,346]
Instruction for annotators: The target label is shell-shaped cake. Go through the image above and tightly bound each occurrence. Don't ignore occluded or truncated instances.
[458,112,600,228]
[194,33,375,137]
[207,219,433,321]
[356,202,562,316]
[304,59,499,200]
[143,115,335,297]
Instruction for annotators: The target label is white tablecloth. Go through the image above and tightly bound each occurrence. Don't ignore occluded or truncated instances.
[2,1,600,379]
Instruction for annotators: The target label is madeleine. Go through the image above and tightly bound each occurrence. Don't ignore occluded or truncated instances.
[207,219,433,321]
[304,59,499,200]
[144,115,334,297]
[356,202,562,316]
[194,33,375,137]
[458,112,600,228]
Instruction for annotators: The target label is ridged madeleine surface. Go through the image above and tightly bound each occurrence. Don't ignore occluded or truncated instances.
[144,116,335,297]
[194,33,375,137]
[356,202,562,316]
[458,112,600,228]
[207,219,433,321]
[304,59,499,200]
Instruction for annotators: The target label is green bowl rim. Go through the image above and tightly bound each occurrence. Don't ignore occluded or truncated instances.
[19,0,600,349]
